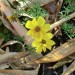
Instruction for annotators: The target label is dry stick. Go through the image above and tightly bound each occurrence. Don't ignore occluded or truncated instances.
[0,52,17,64]
[24,0,55,8]
[0,73,5,75]
[0,52,29,64]
[0,69,39,75]
[50,12,75,30]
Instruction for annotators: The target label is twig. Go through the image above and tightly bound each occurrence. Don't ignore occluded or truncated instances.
[0,73,5,75]
[50,12,75,30]
[0,52,29,64]
[0,69,39,75]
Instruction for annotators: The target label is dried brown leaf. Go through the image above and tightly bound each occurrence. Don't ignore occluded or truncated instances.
[68,53,75,59]
[0,69,39,75]
[0,73,5,75]
[61,60,75,75]
[0,52,29,65]
[51,58,72,69]
[1,40,25,51]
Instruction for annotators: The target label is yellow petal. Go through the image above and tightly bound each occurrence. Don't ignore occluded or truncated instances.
[48,40,55,46]
[32,41,37,47]
[42,33,53,41]
[27,30,34,35]
[46,33,53,39]
[46,45,52,50]
[36,47,42,53]
[25,18,37,29]
[37,16,45,26]
[42,45,46,52]
[33,32,43,40]
[25,20,32,29]
[42,24,50,32]
[32,41,40,47]
[32,18,37,27]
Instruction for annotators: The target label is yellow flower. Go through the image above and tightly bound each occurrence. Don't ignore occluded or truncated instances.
[7,15,17,22]
[32,33,55,53]
[25,16,50,38]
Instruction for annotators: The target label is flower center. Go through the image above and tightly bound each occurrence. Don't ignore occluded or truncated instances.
[35,26,40,32]
[41,40,46,44]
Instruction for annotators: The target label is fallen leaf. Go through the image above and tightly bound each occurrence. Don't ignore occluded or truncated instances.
[1,40,25,51]
[61,60,75,75]
[51,58,72,69]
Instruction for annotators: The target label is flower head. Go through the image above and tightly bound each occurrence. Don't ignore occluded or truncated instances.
[32,33,55,53]
[25,16,50,39]
[25,16,55,53]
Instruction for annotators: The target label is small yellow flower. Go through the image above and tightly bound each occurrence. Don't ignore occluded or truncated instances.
[32,33,55,53]
[25,16,50,38]
[7,15,17,22]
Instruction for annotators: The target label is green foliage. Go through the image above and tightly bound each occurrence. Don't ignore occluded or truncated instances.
[13,36,24,42]
[0,24,24,52]
[19,17,31,25]
[0,25,24,42]
[60,0,75,19]
[61,23,75,38]
[25,45,34,52]
[26,2,48,18]
[0,27,11,41]
[60,0,75,38]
